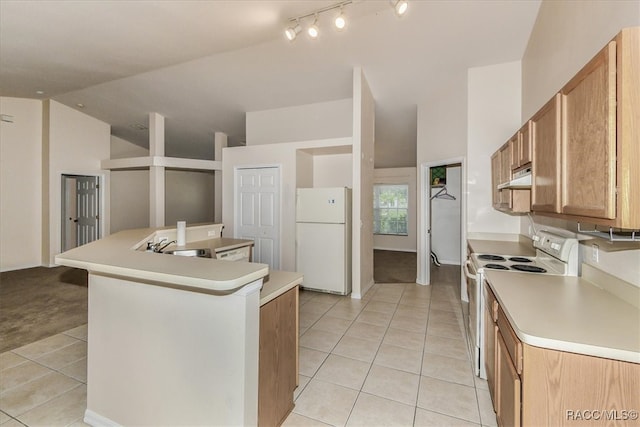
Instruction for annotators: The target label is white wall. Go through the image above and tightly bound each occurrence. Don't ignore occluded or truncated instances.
[352,69,375,298]
[0,97,43,271]
[246,99,353,146]
[165,169,215,225]
[522,0,640,118]
[467,61,523,235]
[431,166,461,265]
[110,136,149,233]
[313,154,353,188]
[373,167,417,253]
[222,138,352,272]
[521,0,640,288]
[416,70,468,283]
[295,150,314,189]
[45,100,111,266]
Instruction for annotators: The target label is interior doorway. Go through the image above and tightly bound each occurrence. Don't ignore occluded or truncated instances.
[61,174,100,252]
[234,166,281,270]
[418,158,466,297]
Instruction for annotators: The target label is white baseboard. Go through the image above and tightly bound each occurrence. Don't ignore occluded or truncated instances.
[435,260,461,266]
[84,409,121,427]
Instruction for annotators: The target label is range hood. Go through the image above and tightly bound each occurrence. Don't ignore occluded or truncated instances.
[498,167,531,189]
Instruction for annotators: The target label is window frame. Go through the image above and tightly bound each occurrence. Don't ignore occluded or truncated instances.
[373,183,409,236]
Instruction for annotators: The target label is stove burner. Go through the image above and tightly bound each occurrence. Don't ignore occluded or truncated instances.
[511,264,547,273]
[484,263,510,270]
[509,257,533,263]
[478,254,506,262]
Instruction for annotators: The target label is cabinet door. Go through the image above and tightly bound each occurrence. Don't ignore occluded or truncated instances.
[499,144,512,210]
[531,94,562,213]
[519,121,532,166]
[497,332,521,427]
[491,152,501,208]
[561,40,617,219]
[258,287,298,427]
[484,302,498,413]
[510,134,520,170]
[500,142,512,185]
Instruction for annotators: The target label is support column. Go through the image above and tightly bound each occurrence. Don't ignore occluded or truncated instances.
[150,166,165,227]
[149,113,165,227]
[214,132,227,225]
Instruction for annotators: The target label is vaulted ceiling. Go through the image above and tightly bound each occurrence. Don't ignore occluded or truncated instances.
[0,0,541,166]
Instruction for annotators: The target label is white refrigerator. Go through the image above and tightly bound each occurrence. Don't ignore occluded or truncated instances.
[296,187,352,295]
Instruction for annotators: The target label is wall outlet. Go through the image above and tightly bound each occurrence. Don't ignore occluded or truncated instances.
[591,244,599,263]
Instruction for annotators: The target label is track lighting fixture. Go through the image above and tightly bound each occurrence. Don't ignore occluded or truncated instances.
[284,0,352,42]
[283,0,407,42]
[392,0,409,17]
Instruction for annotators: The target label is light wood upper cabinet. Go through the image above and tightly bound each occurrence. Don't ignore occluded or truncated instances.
[511,122,532,171]
[491,152,501,209]
[531,94,562,213]
[499,142,511,186]
[560,40,617,220]
[491,141,531,214]
[493,27,639,229]
[614,27,640,229]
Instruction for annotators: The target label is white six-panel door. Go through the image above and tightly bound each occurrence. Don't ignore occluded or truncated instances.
[62,174,100,252]
[235,167,280,270]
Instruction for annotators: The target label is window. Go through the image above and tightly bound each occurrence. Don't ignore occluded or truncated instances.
[373,184,408,236]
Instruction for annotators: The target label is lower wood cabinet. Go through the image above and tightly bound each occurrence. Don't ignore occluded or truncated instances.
[258,286,298,427]
[483,285,498,412]
[484,281,640,427]
[496,332,521,427]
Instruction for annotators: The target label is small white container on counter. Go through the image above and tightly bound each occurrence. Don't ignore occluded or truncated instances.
[176,221,186,246]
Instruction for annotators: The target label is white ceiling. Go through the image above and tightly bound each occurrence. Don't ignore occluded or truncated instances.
[0,0,541,166]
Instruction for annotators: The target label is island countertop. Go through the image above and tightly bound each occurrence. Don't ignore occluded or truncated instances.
[485,270,640,364]
[55,226,269,292]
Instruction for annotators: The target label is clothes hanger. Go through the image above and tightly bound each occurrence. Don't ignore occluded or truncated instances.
[430,186,456,200]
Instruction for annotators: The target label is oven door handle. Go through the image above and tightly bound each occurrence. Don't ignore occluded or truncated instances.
[463,260,477,280]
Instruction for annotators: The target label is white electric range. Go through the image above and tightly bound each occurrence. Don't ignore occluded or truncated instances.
[463,230,579,379]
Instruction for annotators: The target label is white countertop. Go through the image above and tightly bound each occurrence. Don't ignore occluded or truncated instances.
[55,227,269,293]
[260,271,304,306]
[467,238,536,257]
[485,270,640,364]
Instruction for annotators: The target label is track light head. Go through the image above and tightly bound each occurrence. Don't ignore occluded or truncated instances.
[284,23,302,41]
[393,0,408,16]
[308,14,319,39]
[334,8,346,30]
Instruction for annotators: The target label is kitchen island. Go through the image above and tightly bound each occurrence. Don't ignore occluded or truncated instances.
[55,224,302,427]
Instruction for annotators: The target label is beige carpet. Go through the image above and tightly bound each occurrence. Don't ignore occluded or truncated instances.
[0,266,87,353]
[374,250,417,283]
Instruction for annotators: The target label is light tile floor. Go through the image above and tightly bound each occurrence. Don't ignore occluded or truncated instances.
[285,278,497,427]
[0,325,89,427]
[0,273,496,427]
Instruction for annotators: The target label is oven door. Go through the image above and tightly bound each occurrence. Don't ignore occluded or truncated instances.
[463,259,481,376]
